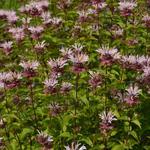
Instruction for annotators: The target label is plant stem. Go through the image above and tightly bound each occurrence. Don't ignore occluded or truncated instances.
[29,80,38,131]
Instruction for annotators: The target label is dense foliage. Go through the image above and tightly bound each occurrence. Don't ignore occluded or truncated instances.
[0,0,150,149]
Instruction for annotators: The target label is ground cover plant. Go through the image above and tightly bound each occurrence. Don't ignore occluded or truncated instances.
[0,0,150,149]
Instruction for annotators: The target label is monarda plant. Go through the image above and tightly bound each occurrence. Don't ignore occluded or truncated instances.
[0,0,150,149]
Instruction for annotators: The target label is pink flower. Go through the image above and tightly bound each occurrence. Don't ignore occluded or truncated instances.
[28,26,44,40]
[142,14,150,28]
[118,1,137,17]
[57,0,71,9]
[96,45,120,66]
[92,2,107,12]
[60,82,72,94]
[34,41,47,53]
[0,41,13,55]
[60,47,72,60]
[9,27,25,42]
[0,10,7,19]
[88,71,103,89]
[36,131,53,149]
[40,11,51,25]
[124,85,141,106]
[48,58,67,74]
[48,102,62,116]
[0,72,22,89]
[43,78,58,94]
[21,17,31,29]
[99,111,117,134]
[19,0,49,16]
[69,51,89,73]
[19,61,39,78]
[65,142,86,150]
[5,10,18,23]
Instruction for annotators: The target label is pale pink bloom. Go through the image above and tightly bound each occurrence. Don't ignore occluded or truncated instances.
[92,2,107,10]
[19,61,39,70]
[0,72,22,89]
[142,14,150,27]
[96,46,120,66]
[123,85,141,106]
[126,85,141,97]
[89,71,103,89]
[43,78,58,94]
[0,10,7,18]
[99,111,117,134]
[19,0,49,16]
[69,51,88,73]
[118,0,137,16]
[19,61,39,77]
[21,17,31,29]
[60,47,72,59]
[34,41,47,53]
[60,82,72,94]
[36,131,53,149]
[57,0,72,9]
[43,78,58,88]
[50,17,63,26]
[0,72,11,81]
[48,58,67,73]
[28,26,44,33]
[0,81,4,89]
[48,102,62,116]
[118,1,137,11]
[69,52,89,63]
[6,10,18,23]
[9,27,25,42]
[0,41,13,55]
[72,43,84,52]
[112,28,124,38]
[99,111,117,124]
[41,11,51,25]
[143,66,150,77]
[65,142,86,150]
[96,46,118,56]
[28,26,44,39]
[77,10,91,22]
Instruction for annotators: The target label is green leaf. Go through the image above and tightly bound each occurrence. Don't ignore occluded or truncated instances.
[130,131,139,141]
[80,137,93,147]
[112,144,124,150]
[20,128,33,140]
[132,119,141,129]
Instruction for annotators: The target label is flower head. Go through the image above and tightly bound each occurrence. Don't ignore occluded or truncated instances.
[96,45,120,66]
[60,82,72,94]
[43,77,58,94]
[48,58,67,74]
[36,131,53,149]
[65,142,86,150]
[19,61,39,78]
[118,1,137,17]
[0,41,13,55]
[28,26,44,39]
[99,111,117,134]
